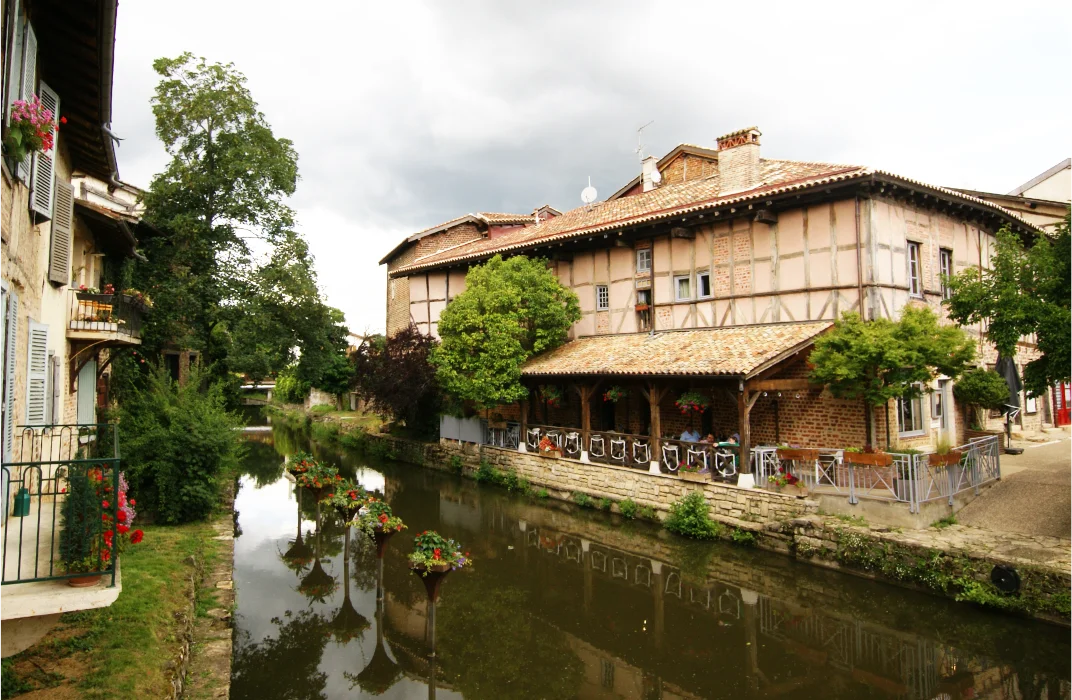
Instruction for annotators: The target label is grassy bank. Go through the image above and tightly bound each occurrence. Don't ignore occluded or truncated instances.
[2,520,229,699]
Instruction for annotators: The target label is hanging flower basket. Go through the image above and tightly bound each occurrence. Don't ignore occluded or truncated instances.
[3,95,61,165]
[539,385,563,408]
[326,479,367,521]
[603,385,627,403]
[675,390,710,415]
[294,457,344,500]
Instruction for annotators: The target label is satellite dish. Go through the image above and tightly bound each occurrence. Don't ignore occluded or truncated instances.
[581,176,597,205]
[650,168,662,184]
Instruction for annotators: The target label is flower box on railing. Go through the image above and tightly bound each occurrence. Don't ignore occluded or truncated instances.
[680,470,709,483]
[539,448,562,459]
[842,451,893,467]
[927,450,963,467]
[634,303,650,312]
[776,447,820,462]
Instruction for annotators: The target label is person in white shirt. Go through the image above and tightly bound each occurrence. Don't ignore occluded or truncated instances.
[679,428,700,442]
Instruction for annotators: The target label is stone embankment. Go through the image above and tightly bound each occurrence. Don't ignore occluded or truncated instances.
[276,406,1072,624]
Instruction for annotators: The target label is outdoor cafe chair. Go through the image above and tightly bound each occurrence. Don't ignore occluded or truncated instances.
[714,448,738,478]
[589,434,606,458]
[662,443,680,471]
[545,430,562,448]
[610,437,627,463]
[526,427,542,451]
[686,446,710,471]
[563,432,581,456]
[632,440,651,465]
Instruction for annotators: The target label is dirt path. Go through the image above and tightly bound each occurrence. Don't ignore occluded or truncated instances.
[956,438,1071,538]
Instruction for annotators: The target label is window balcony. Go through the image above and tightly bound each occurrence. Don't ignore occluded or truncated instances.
[67,290,145,345]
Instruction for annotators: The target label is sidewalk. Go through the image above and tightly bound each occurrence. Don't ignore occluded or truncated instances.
[955,436,1071,539]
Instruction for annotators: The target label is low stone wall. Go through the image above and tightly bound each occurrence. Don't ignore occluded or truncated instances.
[470,443,818,524]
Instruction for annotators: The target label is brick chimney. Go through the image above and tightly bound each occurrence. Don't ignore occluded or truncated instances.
[716,127,761,193]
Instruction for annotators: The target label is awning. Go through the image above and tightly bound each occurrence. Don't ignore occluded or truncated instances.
[521,321,833,379]
[74,200,142,259]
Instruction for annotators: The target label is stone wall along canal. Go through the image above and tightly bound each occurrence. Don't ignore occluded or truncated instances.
[229,413,1071,699]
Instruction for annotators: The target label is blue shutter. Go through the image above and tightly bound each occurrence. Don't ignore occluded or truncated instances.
[76,359,97,425]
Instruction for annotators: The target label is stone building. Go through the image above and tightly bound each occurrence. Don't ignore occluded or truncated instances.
[380,127,1048,476]
[1,0,145,656]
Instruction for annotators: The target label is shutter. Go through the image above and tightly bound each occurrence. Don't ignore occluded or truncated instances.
[76,359,96,425]
[3,291,18,460]
[45,350,55,425]
[49,180,73,284]
[4,1,23,125]
[51,354,62,424]
[29,80,58,218]
[15,24,36,183]
[25,320,48,424]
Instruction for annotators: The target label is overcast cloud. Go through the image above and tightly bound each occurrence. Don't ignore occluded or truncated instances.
[110,1,1071,334]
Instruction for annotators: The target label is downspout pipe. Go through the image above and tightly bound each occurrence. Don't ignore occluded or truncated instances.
[98,0,120,185]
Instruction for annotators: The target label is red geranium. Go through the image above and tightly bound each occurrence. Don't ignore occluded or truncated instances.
[130,530,144,545]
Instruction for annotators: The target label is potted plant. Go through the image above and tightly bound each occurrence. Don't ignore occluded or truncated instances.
[60,468,143,586]
[285,450,316,478]
[2,95,61,166]
[603,385,627,403]
[954,368,1009,447]
[634,303,650,312]
[776,446,821,463]
[294,458,344,501]
[767,467,800,494]
[355,495,406,558]
[675,390,710,415]
[679,461,709,483]
[537,436,561,458]
[927,440,963,467]
[121,288,154,311]
[841,446,893,467]
[409,530,472,576]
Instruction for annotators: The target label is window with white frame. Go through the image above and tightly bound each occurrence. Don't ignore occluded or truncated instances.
[908,242,922,297]
[674,275,691,301]
[696,270,712,298]
[596,284,609,310]
[939,248,953,300]
[1025,393,1038,414]
[897,383,925,435]
[636,248,651,273]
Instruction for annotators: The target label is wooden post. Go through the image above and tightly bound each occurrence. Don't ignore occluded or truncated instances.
[737,386,760,474]
[573,383,596,458]
[519,392,529,451]
[643,382,669,469]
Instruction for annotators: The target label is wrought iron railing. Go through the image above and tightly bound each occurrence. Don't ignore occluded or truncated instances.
[754,436,1001,513]
[68,290,145,342]
[2,423,121,586]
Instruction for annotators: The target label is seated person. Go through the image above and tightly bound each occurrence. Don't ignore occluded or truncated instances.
[727,433,740,445]
[679,428,700,442]
[701,433,715,444]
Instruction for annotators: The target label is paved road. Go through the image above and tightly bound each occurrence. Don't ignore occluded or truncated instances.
[956,438,1071,538]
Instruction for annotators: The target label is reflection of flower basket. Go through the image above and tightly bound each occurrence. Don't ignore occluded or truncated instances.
[355,641,403,694]
[329,597,370,645]
[297,559,338,600]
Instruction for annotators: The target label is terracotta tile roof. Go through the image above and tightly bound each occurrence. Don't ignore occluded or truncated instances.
[521,321,833,378]
[390,163,866,275]
[390,161,1042,276]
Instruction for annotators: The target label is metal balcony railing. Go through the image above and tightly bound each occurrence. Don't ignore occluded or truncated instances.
[2,424,121,586]
[67,290,145,343]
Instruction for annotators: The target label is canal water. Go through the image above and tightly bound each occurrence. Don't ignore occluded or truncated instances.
[230,410,1070,700]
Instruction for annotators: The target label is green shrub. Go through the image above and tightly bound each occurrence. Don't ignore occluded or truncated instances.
[448,455,464,474]
[120,366,244,524]
[664,491,722,540]
[618,498,639,519]
[730,527,757,547]
[954,368,1010,429]
[598,497,613,511]
[475,460,497,483]
[59,467,105,572]
[310,421,340,444]
[366,439,398,461]
[638,505,657,521]
[340,429,369,452]
[274,368,310,404]
[571,491,593,508]
[503,470,521,491]
[536,489,550,499]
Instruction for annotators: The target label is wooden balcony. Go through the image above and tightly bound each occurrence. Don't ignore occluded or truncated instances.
[67,290,145,345]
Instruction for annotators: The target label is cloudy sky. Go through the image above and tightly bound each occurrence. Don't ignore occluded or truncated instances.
[110,1,1071,334]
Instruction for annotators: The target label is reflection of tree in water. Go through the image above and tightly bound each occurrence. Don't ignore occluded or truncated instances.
[241,438,288,487]
[437,578,583,699]
[232,609,330,700]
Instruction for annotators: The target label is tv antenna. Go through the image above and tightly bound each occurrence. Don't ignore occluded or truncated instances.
[635,120,655,162]
[581,176,598,208]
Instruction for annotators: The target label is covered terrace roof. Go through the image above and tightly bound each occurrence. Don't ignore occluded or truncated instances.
[520,321,832,379]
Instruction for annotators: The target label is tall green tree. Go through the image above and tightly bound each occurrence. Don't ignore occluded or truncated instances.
[351,325,440,435]
[944,219,1071,397]
[808,306,975,447]
[432,255,580,407]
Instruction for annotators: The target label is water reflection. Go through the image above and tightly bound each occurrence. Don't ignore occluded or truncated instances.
[231,413,1071,700]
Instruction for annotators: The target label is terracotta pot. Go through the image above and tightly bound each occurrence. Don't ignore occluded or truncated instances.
[67,574,102,588]
[843,451,893,467]
[777,448,820,462]
[928,451,963,467]
[371,525,397,559]
[411,563,453,602]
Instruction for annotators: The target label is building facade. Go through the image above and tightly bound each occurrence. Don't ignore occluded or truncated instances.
[381,127,1050,474]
